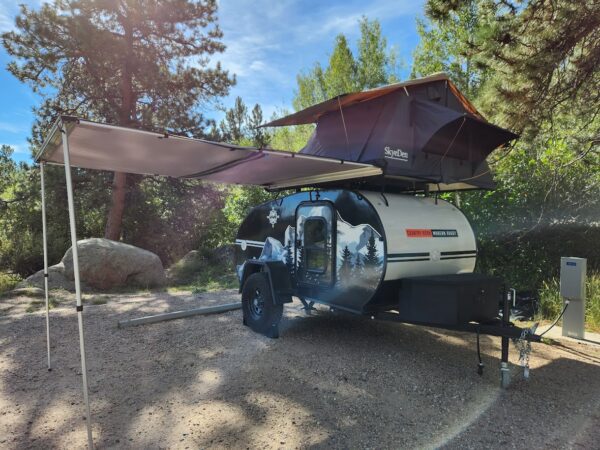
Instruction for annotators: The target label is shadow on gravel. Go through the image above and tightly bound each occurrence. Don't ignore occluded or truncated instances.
[1,299,599,449]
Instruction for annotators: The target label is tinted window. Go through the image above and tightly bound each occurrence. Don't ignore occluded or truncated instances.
[304,217,328,272]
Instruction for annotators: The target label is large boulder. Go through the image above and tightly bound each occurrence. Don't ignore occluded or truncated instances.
[19,238,166,291]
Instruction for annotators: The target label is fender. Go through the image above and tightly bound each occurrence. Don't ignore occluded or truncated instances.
[239,260,294,305]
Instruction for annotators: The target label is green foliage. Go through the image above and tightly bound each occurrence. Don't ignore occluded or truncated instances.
[293,17,400,112]
[167,249,236,293]
[25,297,59,313]
[269,17,401,160]
[412,1,484,97]
[190,268,237,294]
[538,274,600,332]
[0,272,21,294]
[425,0,600,137]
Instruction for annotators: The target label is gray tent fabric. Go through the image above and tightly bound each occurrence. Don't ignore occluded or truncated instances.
[266,74,517,190]
[35,117,382,189]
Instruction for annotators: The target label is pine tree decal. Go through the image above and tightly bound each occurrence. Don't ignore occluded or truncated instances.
[339,245,353,282]
[364,231,380,268]
[352,252,363,277]
[296,245,306,281]
[285,241,294,277]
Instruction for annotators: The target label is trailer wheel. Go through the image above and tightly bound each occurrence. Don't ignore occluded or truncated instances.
[242,272,283,338]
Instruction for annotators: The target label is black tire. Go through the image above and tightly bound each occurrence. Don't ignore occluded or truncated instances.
[241,272,283,338]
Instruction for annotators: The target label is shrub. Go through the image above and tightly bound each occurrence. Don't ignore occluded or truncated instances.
[0,272,21,294]
[538,272,600,331]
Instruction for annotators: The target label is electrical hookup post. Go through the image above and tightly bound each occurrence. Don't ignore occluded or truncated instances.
[560,257,587,339]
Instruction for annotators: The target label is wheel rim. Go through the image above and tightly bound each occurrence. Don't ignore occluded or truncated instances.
[249,288,265,318]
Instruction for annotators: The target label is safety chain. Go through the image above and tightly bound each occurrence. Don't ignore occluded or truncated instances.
[513,328,533,379]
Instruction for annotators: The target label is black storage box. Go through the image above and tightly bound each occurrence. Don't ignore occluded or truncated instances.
[397,273,502,325]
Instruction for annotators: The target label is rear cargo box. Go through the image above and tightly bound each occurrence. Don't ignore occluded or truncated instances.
[397,273,501,326]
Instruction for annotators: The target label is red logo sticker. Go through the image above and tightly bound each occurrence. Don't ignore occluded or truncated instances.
[406,229,433,238]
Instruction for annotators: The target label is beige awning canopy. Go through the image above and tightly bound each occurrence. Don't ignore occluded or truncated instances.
[37,116,382,189]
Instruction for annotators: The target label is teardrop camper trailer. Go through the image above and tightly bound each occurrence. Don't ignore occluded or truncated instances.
[36,74,542,389]
[232,73,540,387]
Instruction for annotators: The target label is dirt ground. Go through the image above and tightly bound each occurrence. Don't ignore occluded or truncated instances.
[1,290,599,449]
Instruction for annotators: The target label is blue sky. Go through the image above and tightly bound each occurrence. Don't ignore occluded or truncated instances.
[0,0,425,163]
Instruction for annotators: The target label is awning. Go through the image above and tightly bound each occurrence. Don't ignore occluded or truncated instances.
[37,117,382,189]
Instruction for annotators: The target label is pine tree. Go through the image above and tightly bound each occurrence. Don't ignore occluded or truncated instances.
[296,245,306,280]
[364,231,380,268]
[423,0,599,136]
[338,245,353,282]
[285,241,294,276]
[324,35,357,98]
[2,0,234,240]
[220,97,247,143]
[292,18,399,112]
[352,252,363,277]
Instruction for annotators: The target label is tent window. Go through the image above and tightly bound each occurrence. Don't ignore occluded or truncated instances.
[304,217,328,273]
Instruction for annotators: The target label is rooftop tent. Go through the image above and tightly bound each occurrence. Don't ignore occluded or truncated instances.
[36,117,382,189]
[263,73,518,191]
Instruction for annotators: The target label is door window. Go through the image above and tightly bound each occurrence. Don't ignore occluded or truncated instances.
[304,217,328,273]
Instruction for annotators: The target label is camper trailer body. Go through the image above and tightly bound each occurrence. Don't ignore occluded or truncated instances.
[235,189,502,337]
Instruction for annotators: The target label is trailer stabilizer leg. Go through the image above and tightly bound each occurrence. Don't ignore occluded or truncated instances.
[500,362,510,388]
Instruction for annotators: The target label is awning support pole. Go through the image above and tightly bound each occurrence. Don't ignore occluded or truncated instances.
[40,162,51,371]
[61,123,94,449]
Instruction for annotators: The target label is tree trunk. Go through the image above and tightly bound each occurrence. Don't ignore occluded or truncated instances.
[105,171,128,240]
[104,13,134,241]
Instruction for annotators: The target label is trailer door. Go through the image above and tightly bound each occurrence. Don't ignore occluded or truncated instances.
[296,202,335,287]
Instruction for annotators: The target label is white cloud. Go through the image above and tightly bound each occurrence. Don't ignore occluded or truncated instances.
[0,3,16,32]
[214,0,423,116]
[0,121,27,134]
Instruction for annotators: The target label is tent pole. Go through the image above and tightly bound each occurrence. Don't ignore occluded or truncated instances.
[40,162,51,371]
[61,123,94,449]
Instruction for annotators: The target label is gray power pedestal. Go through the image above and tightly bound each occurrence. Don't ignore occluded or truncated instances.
[560,257,587,339]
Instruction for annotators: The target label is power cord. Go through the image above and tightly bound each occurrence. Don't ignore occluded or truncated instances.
[538,300,570,338]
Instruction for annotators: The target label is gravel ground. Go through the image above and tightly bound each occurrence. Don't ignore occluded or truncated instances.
[1,289,599,449]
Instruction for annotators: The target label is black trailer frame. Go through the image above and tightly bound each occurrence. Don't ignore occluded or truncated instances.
[367,286,541,387]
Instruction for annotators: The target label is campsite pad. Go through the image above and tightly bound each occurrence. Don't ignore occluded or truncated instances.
[1,290,599,448]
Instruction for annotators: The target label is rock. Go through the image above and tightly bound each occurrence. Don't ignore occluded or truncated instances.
[19,238,166,291]
[16,263,76,291]
[62,238,166,290]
